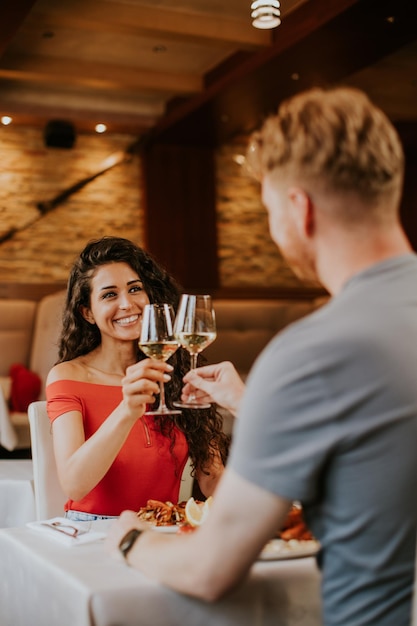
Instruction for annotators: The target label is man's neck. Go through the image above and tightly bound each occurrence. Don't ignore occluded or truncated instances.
[316,224,413,295]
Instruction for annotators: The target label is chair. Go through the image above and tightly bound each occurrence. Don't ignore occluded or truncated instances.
[412,541,417,626]
[28,401,66,520]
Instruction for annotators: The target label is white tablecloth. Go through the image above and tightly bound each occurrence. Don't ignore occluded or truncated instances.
[0,527,323,626]
[0,460,35,527]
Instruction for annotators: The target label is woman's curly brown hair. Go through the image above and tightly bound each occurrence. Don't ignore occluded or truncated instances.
[58,236,229,477]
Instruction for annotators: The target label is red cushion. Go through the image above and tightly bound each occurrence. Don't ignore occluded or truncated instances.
[9,363,42,412]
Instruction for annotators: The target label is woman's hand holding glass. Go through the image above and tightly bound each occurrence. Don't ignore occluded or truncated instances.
[121,358,173,418]
[138,303,181,415]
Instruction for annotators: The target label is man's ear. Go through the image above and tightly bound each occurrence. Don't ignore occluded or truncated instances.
[80,305,95,325]
[288,187,315,238]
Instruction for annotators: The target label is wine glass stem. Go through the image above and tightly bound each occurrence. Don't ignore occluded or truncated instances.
[188,353,199,402]
[190,353,198,371]
[158,380,167,410]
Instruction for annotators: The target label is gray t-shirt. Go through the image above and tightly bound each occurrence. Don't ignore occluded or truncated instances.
[229,255,417,626]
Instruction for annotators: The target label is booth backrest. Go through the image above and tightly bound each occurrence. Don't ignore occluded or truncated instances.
[205,298,320,377]
[0,300,37,377]
[29,291,66,400]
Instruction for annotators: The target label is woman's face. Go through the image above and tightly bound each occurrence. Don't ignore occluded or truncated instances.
[81,262,150,341]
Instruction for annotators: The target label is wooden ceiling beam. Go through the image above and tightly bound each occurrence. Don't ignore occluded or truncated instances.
[25,2,270,49]
[0,55,202,94]
[0,83,164,124]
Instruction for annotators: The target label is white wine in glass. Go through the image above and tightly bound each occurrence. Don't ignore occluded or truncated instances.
[173,294,216,409]
[138,303,181,416]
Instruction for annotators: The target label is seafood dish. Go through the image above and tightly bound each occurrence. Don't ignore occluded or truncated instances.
[137,499,186,526]
[277,503,314,541]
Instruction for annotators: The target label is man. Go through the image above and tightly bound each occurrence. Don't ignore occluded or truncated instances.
[106,87,417,626]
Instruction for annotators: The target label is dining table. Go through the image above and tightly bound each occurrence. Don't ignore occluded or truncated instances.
[0,460,35,527]
[0,524,323,626]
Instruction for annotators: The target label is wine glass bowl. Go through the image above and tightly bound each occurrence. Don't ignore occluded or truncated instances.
[173,294,216,409]
[138,303,181,415]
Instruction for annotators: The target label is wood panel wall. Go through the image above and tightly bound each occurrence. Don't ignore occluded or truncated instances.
[142,143,219,290]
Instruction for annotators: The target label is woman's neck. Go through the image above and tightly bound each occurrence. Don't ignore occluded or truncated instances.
[84,342,137,377]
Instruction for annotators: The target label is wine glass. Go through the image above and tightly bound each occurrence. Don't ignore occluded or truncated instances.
[138,303,181,415]
[173,294,216,409]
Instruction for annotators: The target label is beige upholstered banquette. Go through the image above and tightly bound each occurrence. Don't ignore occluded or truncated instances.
[0,291,65,449]
[205,298,320,378]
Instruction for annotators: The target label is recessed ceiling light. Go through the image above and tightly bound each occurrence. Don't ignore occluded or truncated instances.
[386,16,395,23]
[95,123,107,134]
[1,115,12,126]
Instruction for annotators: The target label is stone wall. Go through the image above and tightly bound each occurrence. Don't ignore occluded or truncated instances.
[0,126,143,282]
[0,125,308,289]
[215,136,307,289]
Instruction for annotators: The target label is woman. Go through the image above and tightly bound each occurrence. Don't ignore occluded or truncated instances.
[46,236,228,521]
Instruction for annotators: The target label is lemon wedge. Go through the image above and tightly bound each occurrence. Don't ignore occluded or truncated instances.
[184,496,213,527]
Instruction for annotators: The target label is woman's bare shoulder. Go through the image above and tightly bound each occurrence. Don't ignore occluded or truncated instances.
[46,358,88,385]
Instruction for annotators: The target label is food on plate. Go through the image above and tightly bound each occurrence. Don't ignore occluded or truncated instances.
[137,499,186,526]
[137,499,313,543]
[137,496,213,530]
[278,503,314,541]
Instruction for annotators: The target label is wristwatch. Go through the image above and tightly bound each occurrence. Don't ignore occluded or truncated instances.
[118,528,142,562]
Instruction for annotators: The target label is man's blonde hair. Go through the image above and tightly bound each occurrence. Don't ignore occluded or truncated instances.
[247,87,404,206]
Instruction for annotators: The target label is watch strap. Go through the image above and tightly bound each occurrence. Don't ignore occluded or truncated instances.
[119,528,142,561]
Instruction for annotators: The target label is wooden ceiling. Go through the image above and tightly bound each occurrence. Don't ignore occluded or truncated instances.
[1,0,416,147]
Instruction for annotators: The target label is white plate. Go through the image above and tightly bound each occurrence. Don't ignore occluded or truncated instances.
[259,538,320,561]
[150,524,179,534]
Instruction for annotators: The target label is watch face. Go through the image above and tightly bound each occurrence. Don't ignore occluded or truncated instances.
[119,528,142,559]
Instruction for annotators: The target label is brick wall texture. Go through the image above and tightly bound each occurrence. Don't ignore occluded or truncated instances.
[0,126,306,288]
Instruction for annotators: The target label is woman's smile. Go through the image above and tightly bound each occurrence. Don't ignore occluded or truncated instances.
[114,313,141,327]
